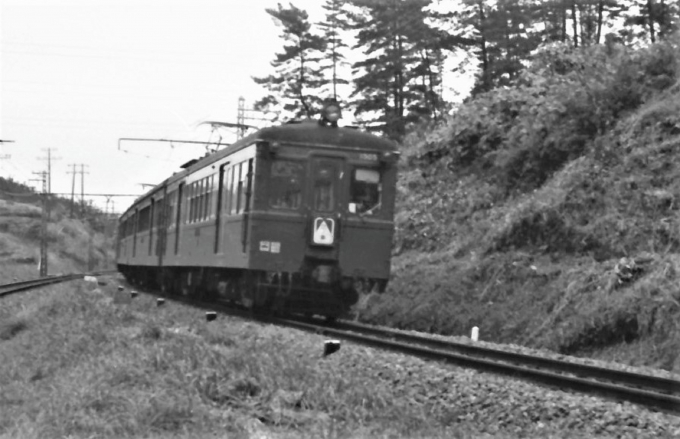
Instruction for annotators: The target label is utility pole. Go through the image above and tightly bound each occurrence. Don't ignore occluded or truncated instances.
[67,164,78,217]
[30,171,48,276]
[38,148,61,195]
[78,164,89,217]
[87,201,94,271]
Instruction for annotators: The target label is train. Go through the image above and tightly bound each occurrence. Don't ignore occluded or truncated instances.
[116,102,400,318]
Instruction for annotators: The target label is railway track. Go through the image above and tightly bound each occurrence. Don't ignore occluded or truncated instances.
[5,274,679,415]
[0,271,118,298]
[150,292,680,415]
[289,318,680,415]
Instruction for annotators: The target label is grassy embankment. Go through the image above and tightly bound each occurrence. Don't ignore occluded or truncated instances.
[363,40,680,372]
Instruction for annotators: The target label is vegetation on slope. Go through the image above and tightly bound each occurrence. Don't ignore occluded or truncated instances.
[365,38,680,372]
[0,178,115,277]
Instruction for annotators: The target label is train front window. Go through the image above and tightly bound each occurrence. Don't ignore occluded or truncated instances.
[269,160,304,210]
[313,162,336,212]
[349,168,381,215]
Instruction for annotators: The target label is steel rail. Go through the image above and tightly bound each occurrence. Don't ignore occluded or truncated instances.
[328,320,680,396]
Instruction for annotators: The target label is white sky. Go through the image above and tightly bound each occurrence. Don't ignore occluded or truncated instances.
[1,0,469,214]
[1,0,331,212]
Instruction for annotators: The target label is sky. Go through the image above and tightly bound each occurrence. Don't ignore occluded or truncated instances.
[1,0,332,213]
[1,0,467,214]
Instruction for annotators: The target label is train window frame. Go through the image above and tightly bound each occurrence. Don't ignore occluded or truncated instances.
[348,167,382,215]
[268,159,304,211]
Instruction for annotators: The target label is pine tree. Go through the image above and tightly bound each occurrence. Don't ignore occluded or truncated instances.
[347,0,446,137]
[621,0,679,43]
[318,0,351,102]
[252,3,327,120]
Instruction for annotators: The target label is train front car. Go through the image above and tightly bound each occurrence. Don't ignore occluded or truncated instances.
[247,104,399,318]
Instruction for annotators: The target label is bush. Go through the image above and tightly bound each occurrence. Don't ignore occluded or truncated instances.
[419,40,679,195]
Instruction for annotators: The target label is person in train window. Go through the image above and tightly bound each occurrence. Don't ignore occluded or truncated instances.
[349,168,381,214]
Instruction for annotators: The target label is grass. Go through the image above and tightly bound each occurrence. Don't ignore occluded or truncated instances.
[0,281,480,438]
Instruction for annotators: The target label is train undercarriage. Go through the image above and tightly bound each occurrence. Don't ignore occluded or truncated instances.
[118,264,385,319]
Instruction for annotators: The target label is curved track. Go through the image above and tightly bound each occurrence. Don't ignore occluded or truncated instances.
[156,293,680,415]
[5,274,679,415]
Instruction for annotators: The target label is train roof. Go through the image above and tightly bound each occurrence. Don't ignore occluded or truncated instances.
[120,120,397,218]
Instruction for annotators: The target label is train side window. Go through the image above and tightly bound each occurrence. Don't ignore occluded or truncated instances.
[269,160,303,210]
[225,167,232,214]
[232,163,241,214]
[196,179,203,222]
[187,183,194,224]
[236,162,246,213]
[349,168,381,215]
[167,190,176,227]
[205,175,213,220]
[138,206,151,231]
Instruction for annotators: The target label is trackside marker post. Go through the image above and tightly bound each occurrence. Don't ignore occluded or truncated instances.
[323,340,341,357]
[471,326,479,341]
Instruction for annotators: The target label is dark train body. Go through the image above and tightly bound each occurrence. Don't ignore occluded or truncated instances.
[116,115,399,317]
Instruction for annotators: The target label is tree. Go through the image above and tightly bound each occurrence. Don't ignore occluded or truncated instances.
[348,0,447,138]
[621,0,680,44]
[318,0,351,101]
[253,3,327,120]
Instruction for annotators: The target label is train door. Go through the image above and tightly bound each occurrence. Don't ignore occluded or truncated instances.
[310,156,344,247]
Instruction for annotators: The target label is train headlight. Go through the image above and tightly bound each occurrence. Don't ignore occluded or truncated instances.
[320,99,342,127]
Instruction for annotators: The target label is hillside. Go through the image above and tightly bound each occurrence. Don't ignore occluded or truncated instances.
[363,40,680,372]
[0,179,115,281]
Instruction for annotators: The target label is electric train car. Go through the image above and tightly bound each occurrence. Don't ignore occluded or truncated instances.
[116,103,400,317]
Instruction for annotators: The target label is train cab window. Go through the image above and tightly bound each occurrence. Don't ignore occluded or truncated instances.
[349,168,381,215]
[269,160,303,210]
[314,162,336,212]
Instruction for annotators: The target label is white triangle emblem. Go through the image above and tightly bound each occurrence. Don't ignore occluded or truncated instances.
[313,218,334,245]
